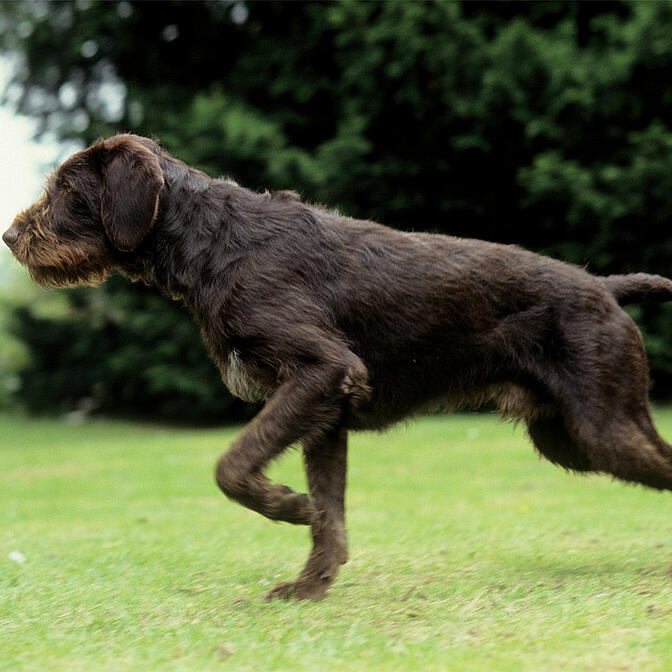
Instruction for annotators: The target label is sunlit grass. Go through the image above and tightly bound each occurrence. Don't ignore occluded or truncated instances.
[1,411,671,671]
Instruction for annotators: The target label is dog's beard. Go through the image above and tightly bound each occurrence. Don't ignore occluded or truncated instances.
[27,261,109,289]
[14,234,110,289]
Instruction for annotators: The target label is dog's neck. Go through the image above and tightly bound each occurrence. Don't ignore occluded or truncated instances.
[116,155,245,315]
[114,153,320,342]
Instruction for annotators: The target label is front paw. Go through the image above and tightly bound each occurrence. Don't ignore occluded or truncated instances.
[265,577,330,601]
[266,485,316,525]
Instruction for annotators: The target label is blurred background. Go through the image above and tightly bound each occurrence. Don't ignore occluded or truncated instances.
[2,0,672,424]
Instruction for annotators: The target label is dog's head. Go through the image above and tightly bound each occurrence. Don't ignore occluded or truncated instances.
[2,134,164,288]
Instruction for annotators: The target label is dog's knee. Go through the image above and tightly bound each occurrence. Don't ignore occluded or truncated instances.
[215,451,249,502]
[214,451,262,511]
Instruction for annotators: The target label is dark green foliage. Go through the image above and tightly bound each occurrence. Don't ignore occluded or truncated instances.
[10,276,253,423]
[4,0,672,419]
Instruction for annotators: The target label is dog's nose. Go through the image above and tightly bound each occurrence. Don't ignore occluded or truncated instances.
[2,226,19,250]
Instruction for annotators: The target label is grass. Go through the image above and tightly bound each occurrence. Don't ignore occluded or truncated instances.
[1,410,672,671]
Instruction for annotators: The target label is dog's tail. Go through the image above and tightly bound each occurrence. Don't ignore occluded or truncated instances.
[600,273,672,306]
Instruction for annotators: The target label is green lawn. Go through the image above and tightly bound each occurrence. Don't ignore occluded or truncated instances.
[1,411,671,671]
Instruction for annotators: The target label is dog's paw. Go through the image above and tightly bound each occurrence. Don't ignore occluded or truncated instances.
[264,552,342,602]
[264,577,330,602]
[265,581,297,601]
[266,485,315,525]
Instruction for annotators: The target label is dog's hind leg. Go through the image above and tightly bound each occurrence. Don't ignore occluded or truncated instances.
[266,427,349,601]
[529,409,672,489]
[530,306,672,489]
[567,325,672,489]
[579,411,672,491]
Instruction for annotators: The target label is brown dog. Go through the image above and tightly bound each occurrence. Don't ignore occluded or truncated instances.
[4,134,672,600]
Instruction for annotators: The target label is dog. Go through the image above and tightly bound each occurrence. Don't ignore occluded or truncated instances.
[4,134,672,600]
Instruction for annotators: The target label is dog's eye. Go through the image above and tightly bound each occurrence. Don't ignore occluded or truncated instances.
[56,173,75,193]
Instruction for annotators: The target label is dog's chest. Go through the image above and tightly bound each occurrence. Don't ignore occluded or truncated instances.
[222,349,274,402]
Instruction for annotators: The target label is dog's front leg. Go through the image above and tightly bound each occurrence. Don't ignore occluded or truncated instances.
[266,427,348,601]
[214,365,350,526]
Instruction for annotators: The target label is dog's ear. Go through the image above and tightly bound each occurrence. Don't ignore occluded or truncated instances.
[95,136,164,252]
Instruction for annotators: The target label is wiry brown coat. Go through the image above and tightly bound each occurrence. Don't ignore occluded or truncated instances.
[4,134,672,600]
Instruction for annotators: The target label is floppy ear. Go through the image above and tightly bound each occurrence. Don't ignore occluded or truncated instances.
[98,137,164,252]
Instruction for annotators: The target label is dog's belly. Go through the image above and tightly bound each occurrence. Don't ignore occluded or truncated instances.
[345,378,551,431]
